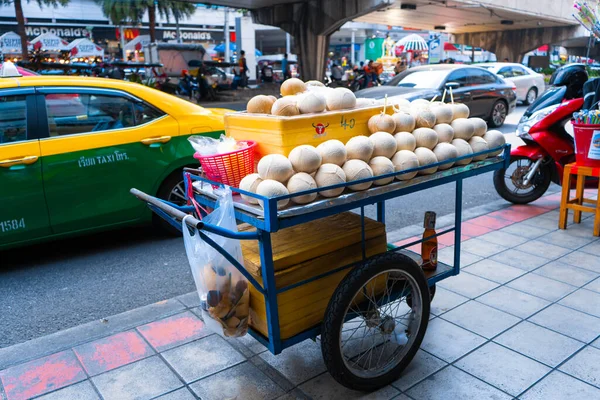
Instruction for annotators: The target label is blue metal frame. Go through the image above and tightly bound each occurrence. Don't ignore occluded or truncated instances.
[144,144,511,355]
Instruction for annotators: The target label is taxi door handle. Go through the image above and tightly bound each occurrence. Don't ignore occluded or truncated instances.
[0,155,39,168]
[141,136,171,145]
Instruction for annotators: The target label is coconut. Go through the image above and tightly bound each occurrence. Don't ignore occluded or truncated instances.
[287,172,318,204]
[392,112,416,133]
[256,179,289,209]
[355,98,376,108]
[369,156,395,186]
[297,91,326,114]
[430,103,454,124]
[482,130,506,156]
[316,139,347,166]
[271,96,299,116]
[451,103,470,119]
[433,123,454,143]
[305,80,325,88]
[451,118,475,141]
[413,128,439,150]
[469,136,489,161]
[414,108,436,128]
[451,138,473,165]
[392,150,419,181]
[314,163,347,197]
[238,173,263,204]
[414,147,438,175]
[368,113,396,134]
[267,95,277,103]
[390,97,411,109]
[326,87,357,110]
[280,78,307,96]
[288,145,322,173]
[470,117,488,137]
[346,135,374,162]
[257,154,294,182]
[433,142,459,170]
[411,99,431,109]
[247,95,275,114]
[342,159,374,191]
[369,131,397,158]
[394,131,416,152]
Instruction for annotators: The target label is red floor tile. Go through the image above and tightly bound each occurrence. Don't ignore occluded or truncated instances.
[393,236,420,248]
[0,351,86,400]
[460,222,494,237]
[489,205,550,222]
[467,215,513,230]
[73,331,154,376]
[137,311,209,352]
[437,232,472,246]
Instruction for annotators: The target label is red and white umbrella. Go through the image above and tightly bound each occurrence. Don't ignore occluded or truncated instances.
[396,34,428,52]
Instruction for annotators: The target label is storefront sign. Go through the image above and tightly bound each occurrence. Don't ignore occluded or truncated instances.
[2,37,21,49]
[25,26,90,39]
[161,30,212,41]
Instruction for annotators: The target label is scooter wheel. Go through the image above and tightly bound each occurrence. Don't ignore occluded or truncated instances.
[493,156,552,204]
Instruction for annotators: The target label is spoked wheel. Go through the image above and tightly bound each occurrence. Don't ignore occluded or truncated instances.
[524,88,537,106]
[155,171,188,234]
[493,156,551,204]
[407,283,436,308]
[489,100,508,127]
[321,253,430,391]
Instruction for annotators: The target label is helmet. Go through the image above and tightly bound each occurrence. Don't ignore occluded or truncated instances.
[549,63,587,87]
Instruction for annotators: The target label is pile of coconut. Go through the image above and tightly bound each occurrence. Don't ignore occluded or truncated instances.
[238,98,505,209]
[246,78,377,116]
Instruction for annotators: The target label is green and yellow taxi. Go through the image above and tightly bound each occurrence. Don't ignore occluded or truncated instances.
[0,74,227,250]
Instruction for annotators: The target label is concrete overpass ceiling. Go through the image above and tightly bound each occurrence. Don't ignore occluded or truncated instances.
[354,0,577,33]
[186,0,302,8]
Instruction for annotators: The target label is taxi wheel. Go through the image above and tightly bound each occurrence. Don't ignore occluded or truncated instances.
[155,171,187,235]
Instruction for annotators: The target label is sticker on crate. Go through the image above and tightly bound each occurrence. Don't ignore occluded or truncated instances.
[588,130,600,160]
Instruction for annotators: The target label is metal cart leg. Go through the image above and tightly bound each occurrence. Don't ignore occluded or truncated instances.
[453,179,463,274]
[258,229,282,354]
[376,201,385,224]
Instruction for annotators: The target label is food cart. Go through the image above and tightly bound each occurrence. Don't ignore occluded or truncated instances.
[131,137,510,391]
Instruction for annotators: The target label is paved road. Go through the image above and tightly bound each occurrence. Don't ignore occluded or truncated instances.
[0,105,534,348]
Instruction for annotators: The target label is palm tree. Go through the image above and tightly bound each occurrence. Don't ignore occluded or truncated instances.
[95,0,144,59]
[0,0,69,59]
[148,0,196,43]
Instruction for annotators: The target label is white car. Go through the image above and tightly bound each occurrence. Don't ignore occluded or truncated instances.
[477,63,545,105]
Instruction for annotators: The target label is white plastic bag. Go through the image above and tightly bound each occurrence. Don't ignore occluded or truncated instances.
[182,187,249,337]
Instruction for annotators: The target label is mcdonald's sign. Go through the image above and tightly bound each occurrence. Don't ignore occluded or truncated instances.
[115,28,139,40]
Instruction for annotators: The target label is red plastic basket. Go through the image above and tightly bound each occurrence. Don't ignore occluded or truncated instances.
[573,122,600,168]
[194,141,257,188]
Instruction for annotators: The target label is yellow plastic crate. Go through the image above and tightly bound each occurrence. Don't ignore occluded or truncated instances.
[224,105,393,158]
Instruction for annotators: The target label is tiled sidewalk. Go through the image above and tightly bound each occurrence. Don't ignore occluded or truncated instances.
[2,192,600,400]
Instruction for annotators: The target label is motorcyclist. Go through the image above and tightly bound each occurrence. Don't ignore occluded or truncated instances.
[178,69,192,96]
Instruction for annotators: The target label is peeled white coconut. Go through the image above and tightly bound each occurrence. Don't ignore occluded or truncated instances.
[288,145,322,173]
[451,138,473,165]
[369,156,395,186]
[305,80,325,88]
[394,131,416,152]
[469,136,489,161]
[390,97,411,108]
[257,154,294,182]
[414,147,438,175]
[451,118,475,141]
[414,108,436,128]
[355,98,376,108]
[411,99,431,109]
[238,173,263,204]
[470,117,488,137]
[271,96,299,116]
[433,142,459,170]
[433,123,454,143]
[316,140,346,166]
[369,131,397,158]
[314,163,346,197]
[281,78,307,96]
[368,113,396,134]
[392,150,420,181]
[256,179,290,209]
[326,88,357,110]
[413,128,439,150]
[451,103,470,119]
[287,172,318,204]
[392,112,416,133]
[482,130,506,156]
[297,91,326,114]
[247,95,275,114]
[430,103,454,124]
[346,135,374,162]
[342,159,374,191]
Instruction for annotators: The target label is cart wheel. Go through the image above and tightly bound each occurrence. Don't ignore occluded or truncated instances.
[407,284,436,308]
[321,252,430,391]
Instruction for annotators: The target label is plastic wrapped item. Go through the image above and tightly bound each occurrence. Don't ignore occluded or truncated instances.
[189,134,249,156]
[182,188,249,337]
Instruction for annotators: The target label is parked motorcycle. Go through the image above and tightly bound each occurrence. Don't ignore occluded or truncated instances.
[494,64,589,204]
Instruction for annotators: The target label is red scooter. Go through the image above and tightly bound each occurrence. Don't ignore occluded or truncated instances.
[494,64,590,204]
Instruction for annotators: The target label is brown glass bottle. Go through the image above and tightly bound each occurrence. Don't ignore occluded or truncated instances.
[421,211,438,271]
